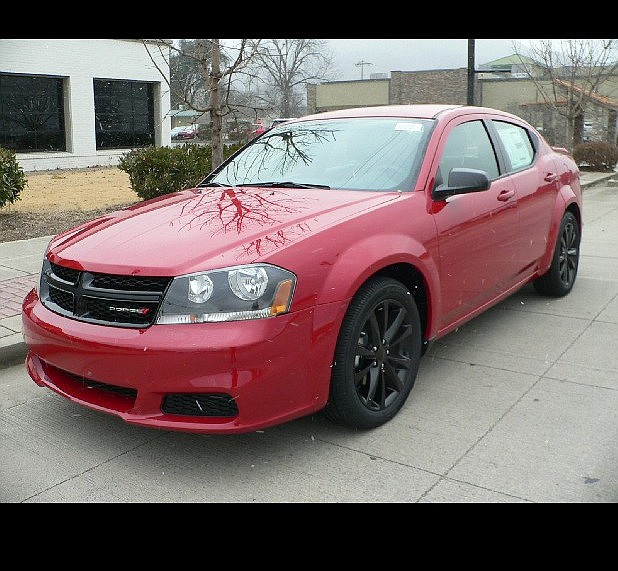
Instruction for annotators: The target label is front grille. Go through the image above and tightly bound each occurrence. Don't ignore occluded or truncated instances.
[49,285,74,312]
[41,261,172,328]
[82,296,160,325]
[162,393,239,417]
[91,274,170,292]
[66,372,138,399]
[50,262,80,284]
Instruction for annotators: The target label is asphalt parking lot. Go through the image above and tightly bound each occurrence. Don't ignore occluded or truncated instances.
[1,182,617,503]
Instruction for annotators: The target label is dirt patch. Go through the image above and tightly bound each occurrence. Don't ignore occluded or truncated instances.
[0,167,140,242]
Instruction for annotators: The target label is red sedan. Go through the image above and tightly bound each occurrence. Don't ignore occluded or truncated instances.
[22,105,582,434]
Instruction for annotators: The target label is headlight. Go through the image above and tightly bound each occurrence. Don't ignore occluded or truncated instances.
[156,264,296,324]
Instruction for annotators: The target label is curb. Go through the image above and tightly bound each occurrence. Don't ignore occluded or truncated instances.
[581,172,617,189]
[0,337,27,369]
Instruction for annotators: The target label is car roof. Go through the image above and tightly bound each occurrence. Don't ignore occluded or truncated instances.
[292,104,525,124]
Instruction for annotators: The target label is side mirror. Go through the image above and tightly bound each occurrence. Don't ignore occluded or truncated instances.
[432,168,490,201]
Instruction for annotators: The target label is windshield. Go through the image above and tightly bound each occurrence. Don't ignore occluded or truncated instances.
[206,117,434,192]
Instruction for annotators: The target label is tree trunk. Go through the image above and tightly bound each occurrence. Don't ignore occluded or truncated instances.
[573,113,584,148]
[607,109,617,145]
[209,39,224,169]
[281,86,291,118]
[565,119,575,152]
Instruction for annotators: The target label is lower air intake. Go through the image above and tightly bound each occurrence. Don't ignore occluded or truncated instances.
[162,393,239,417]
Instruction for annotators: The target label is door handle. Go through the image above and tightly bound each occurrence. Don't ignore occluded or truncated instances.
[544,172,559,183]
[497,189,515,201]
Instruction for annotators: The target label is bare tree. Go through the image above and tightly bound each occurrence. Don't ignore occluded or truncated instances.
[513,39,618,148]
[250,39,336,117]
[144,39,261,167]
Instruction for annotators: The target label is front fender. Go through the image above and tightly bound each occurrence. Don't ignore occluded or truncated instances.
[315,231,441,335]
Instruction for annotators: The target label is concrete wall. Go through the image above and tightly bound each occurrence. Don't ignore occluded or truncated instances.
[0,39,170,171]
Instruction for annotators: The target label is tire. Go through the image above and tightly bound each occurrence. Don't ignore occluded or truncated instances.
[533,211,580,297]
[325,277,422,429]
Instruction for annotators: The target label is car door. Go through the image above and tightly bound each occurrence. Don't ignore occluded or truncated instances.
[489,119,558,277]
[430,117,520,332]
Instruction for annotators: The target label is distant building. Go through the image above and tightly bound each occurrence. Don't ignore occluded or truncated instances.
[307,54,618,148]
[170,108,204,129]
[0,39,171,171]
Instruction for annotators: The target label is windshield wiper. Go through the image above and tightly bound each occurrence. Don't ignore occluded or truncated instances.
[239,181,331,190]
[196,181,227,187]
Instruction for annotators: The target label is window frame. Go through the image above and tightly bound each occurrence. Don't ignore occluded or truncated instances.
[485,119,539,175]
[433,118,504,190]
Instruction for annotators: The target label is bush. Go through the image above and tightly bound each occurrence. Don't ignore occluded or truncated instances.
[0,147,27,209]
[118,142,246,201]
[573,141,618,172]
[118,144,213,201]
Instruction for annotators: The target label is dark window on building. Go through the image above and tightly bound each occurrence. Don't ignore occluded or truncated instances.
[0,73,66,152]
[94,79,155,149]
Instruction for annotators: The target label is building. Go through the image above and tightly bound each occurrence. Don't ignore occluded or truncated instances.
[307,68,472,114]
[0,39,171,171]
[307,55,618,148]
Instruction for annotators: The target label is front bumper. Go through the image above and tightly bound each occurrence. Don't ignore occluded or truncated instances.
[22,289,347,434]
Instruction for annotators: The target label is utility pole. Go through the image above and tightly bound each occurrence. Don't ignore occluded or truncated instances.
[467,39,475,105]
[355,60,373,80]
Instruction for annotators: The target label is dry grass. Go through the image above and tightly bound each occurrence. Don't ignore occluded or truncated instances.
[0,166,139,242]
[10,166,137,212]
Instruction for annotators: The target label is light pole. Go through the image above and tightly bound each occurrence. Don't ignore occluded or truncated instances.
[355,60,373,80]
[467,39,475,105]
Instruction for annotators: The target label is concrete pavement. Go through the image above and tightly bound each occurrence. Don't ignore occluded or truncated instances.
[1,172,617,502]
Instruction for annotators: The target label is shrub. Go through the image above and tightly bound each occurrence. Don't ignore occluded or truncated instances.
[573,141,618,172]
[118,144,213,201]
[0,147,27,209]
[118,143,246,201]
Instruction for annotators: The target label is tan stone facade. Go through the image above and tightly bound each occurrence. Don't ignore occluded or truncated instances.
[389,69,476,106]
[306,69,618,148]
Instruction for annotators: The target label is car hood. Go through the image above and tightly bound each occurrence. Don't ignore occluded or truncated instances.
[48,186,399,276]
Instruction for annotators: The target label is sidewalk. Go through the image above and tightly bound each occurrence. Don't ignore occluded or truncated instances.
[1,170,616,367]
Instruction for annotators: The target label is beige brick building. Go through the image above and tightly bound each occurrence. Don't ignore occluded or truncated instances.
[306,60,618,148]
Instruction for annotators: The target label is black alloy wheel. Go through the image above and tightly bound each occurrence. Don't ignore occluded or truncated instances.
[326,277,422,429]
[534,211,580,297]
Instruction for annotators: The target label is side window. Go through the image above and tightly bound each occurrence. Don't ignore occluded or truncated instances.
[437,120,499,187]
[493,121,535,172]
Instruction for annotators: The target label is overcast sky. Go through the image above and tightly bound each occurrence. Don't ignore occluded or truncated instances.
[325,39,531,80]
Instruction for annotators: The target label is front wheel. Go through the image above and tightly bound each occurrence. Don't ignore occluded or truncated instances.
[325,277,422,429]
[533,211,580,297]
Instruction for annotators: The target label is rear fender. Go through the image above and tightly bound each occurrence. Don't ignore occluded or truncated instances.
[537,186,580,275]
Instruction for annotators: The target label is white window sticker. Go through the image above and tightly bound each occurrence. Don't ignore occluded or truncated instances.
[395,122,423,132]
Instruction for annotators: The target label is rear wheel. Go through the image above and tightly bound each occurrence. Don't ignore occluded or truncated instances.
[533,211,580,297]
[325,277,422,429]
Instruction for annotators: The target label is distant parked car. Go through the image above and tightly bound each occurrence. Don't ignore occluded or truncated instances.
[177,126,198,140]
[249,120,266,138]
[22,104,582,435]
[170,126,183,140]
